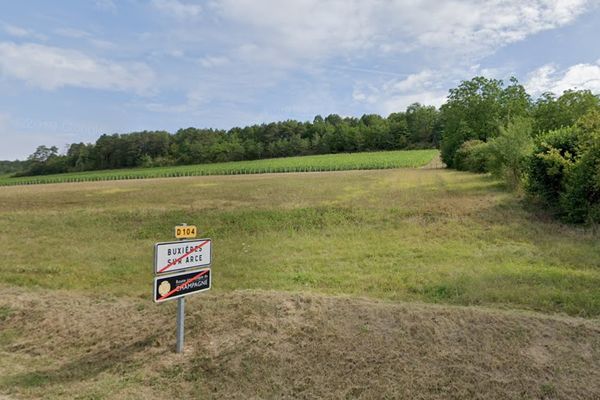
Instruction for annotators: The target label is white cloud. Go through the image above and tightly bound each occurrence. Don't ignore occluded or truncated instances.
[526,60,600,95]
[381,91,448,114]
[353,70,447,114]
[145,88,206,113]
[0,42,155,94]
[4,24,29,37]
[94,0,116,12]
[3,24,46,41]
[199,55,229,68]
[53,28,116,49]
[152,0,202,19]
[139,0,595,116]
[387,70,435,92]
[213,0,377,59]
[361,61,532,113]
[54,27,91,39]
[89,39,116,50]
[394,0,590,54]
[525,64,558,95]
[211,0,592,63]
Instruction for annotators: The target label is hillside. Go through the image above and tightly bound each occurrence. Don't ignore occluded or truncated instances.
[1,167,598,316]
[1,163,599,399]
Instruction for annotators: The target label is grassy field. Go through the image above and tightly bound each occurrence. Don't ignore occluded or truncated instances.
[0,166,598,317]
[0,162,599,399]
[0,149,438,186]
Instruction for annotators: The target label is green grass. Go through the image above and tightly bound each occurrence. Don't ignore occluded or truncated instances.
[0,166,598,317]
[0,149,438,186]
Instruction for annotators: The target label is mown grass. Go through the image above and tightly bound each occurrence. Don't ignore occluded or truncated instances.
[0,167,598,317]
[0,149,437,186]
[1,289,599,399]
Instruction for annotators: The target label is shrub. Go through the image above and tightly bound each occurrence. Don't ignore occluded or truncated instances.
[486,118,533,189]
[453,140,489,173]
[561,136,600,223]
[526,127,580,208]
[526,113,600,224]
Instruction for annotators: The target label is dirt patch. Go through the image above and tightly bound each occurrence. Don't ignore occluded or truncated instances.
[420,153,446,169]
[0,288,598,399]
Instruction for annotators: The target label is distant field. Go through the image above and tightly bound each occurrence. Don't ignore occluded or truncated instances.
[0,149,438,186]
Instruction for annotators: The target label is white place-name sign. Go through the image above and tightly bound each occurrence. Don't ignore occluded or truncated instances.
[154,238,212,275]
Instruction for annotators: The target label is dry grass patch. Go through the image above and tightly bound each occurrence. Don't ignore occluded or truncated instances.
[0,288,598,399]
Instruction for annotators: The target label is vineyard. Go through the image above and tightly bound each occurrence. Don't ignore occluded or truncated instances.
[0,150,437,186]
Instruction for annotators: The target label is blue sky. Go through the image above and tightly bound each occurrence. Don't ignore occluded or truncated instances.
[1,0,599,160]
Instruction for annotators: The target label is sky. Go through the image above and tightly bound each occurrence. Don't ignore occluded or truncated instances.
[1,0,599,160]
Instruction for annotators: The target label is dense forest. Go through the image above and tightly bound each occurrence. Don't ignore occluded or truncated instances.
[0,160,28,175]
[6,103,439,176]
[3,76,599,223]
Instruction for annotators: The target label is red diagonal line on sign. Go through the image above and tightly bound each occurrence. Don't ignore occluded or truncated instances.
[158,240,210,273]
[159,269,209,301]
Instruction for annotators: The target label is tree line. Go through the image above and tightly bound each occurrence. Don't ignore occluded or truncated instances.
[10,103,439,176]
[5,75,600,223]
[0,160,28,175]
[440,76,599,224]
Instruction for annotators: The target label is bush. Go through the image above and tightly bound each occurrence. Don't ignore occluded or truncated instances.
[453,140,489,173]
[486,118,533,189]
[526,116,600,224]
[561,136,600,223]
[526,127,580,208]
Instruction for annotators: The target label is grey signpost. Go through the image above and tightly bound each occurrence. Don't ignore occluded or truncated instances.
[176,285,185,353]
[176,223,186,354]
[153,223,212,354]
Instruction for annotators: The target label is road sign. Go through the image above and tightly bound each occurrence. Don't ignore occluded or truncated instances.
[153,268,211,303]
[175,225,197,239]
[154,238,212,275]
[153,224,212,353]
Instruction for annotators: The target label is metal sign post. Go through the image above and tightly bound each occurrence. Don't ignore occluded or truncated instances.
[176,223,186,354]
[176,293,185,353]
